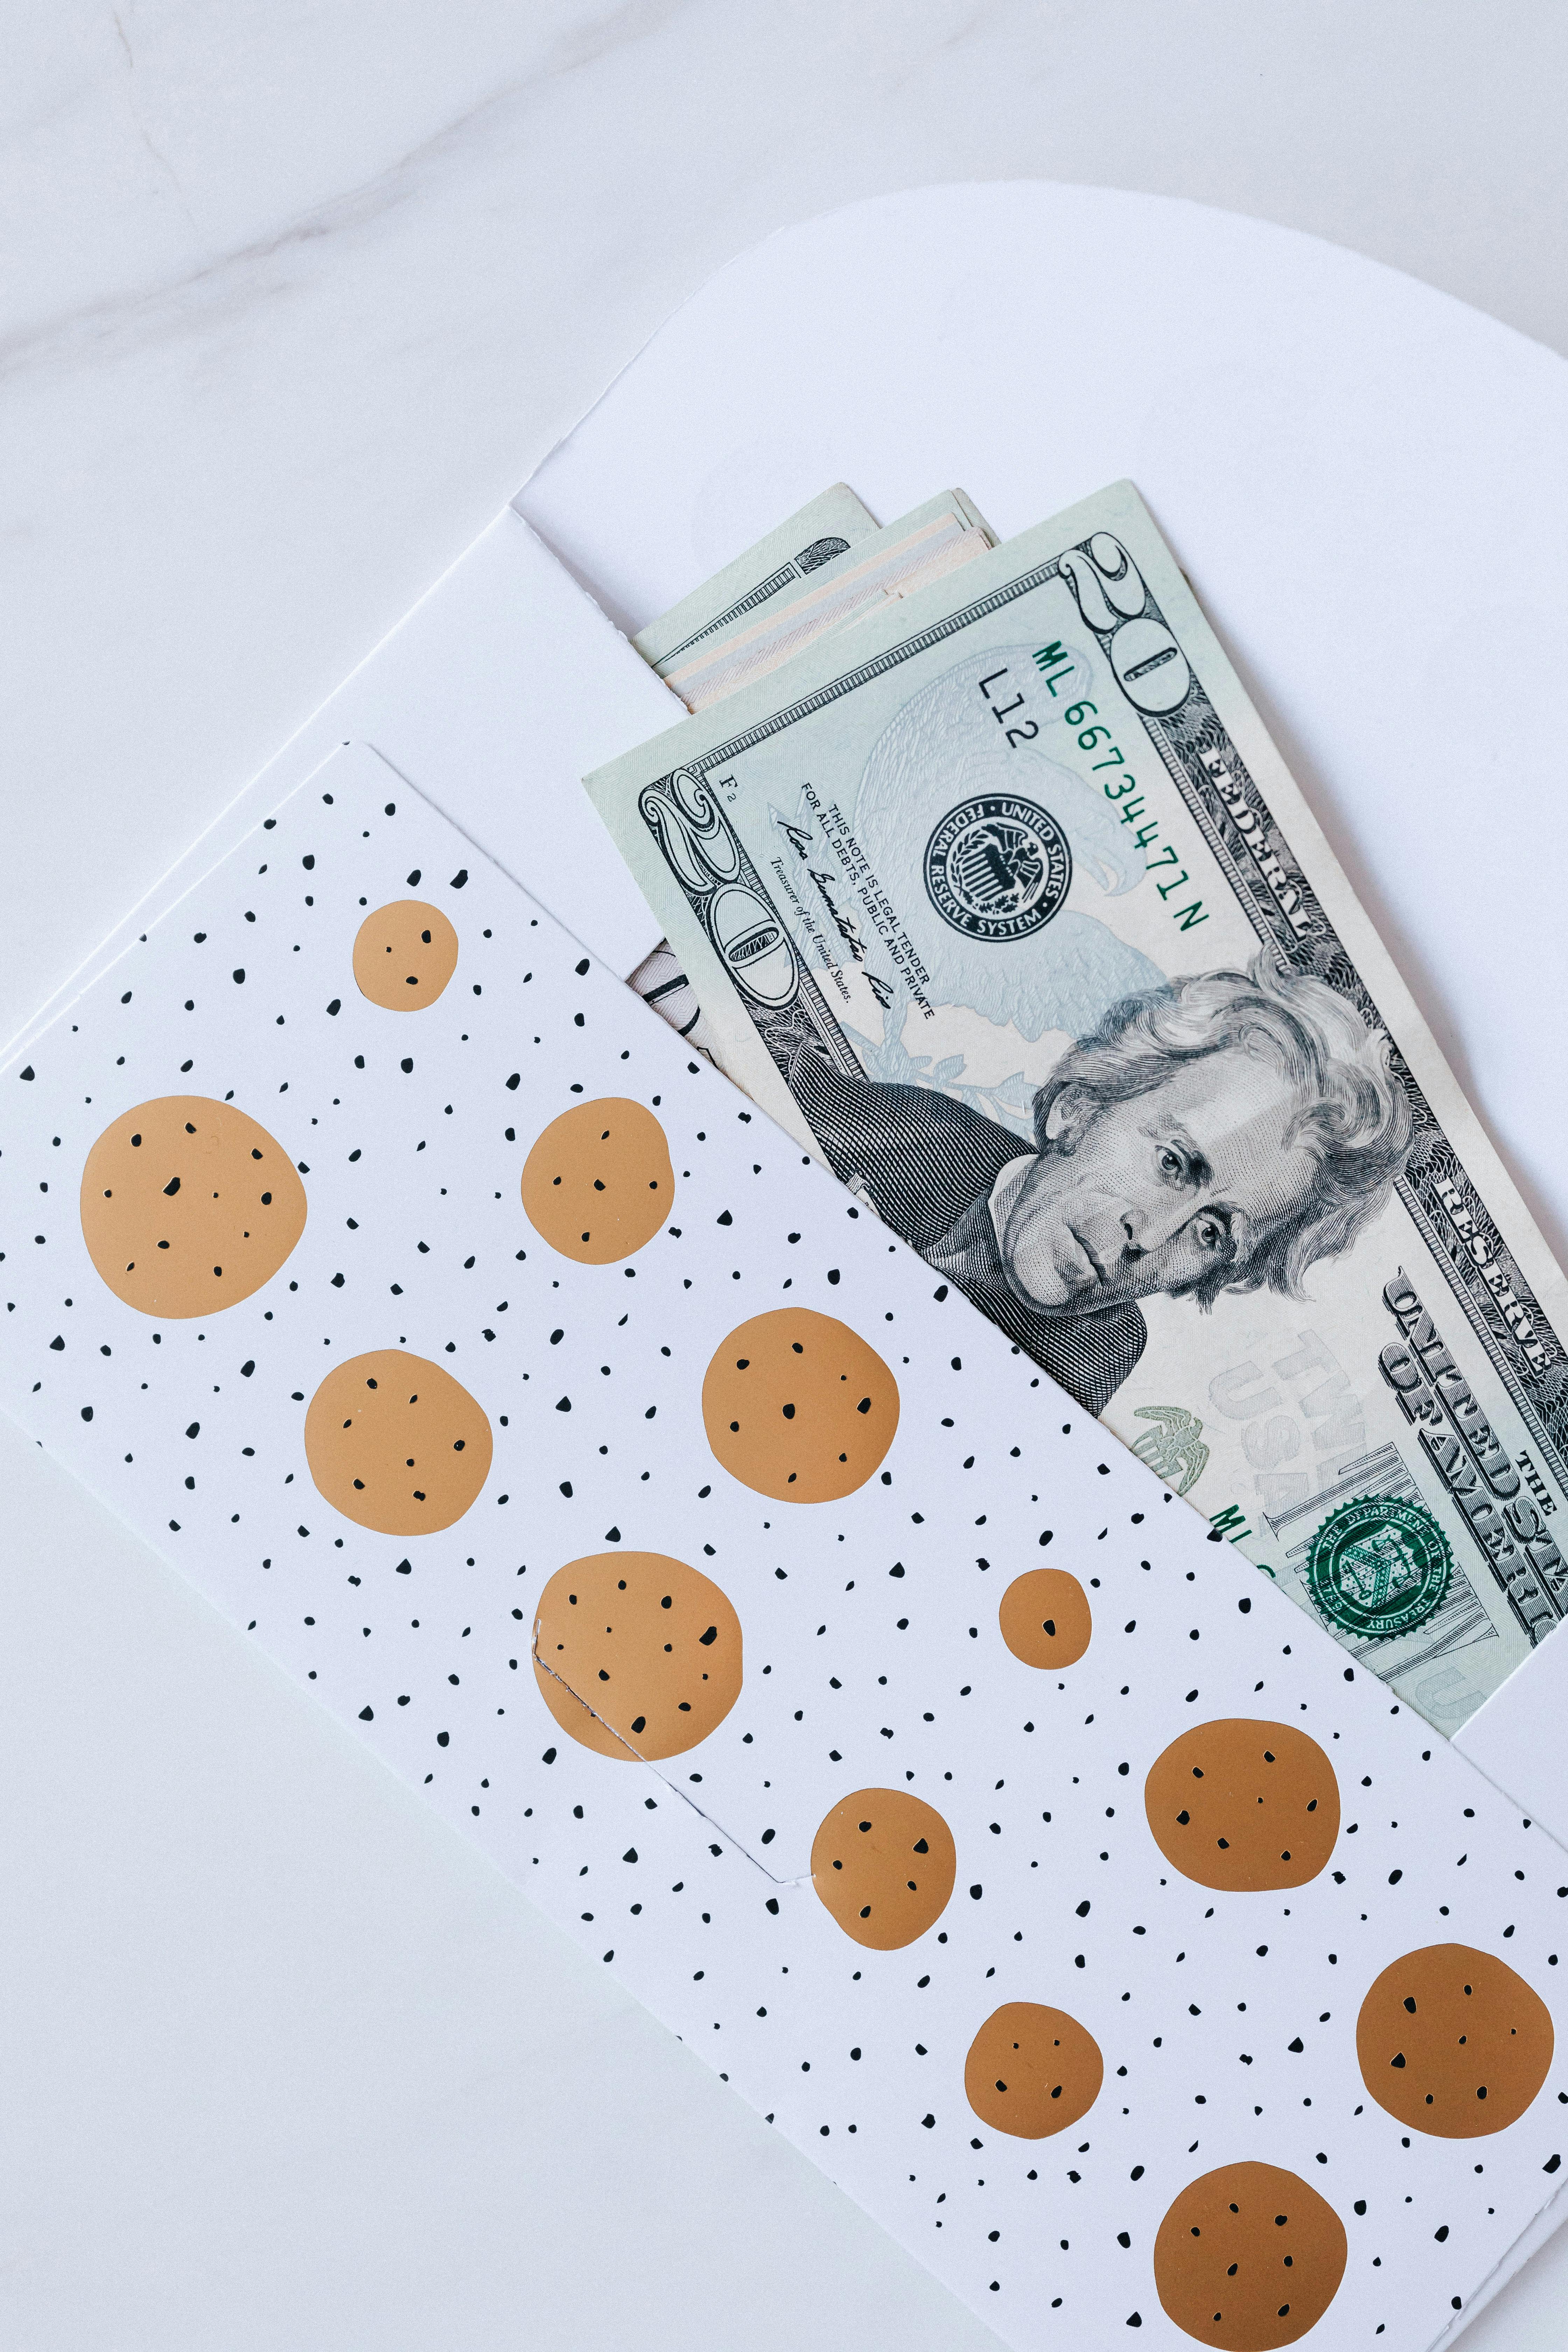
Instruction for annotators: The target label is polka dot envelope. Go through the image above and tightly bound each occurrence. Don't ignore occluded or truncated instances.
[4,740,1567,2351]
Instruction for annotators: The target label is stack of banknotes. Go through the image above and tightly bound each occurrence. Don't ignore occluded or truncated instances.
[584,478,1568,1735]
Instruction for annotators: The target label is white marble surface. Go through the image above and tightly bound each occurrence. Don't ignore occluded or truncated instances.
[6,8,1568,2346]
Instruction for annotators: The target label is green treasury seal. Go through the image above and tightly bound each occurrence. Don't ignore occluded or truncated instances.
[1305,1494,1452,1639]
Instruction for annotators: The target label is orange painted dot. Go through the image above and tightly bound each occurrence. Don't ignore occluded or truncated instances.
[1144,1718,1340,1892]
[532,1551,742,1761]
[1154,2162,1346,2348]
[998,1568,1092,1667]
[352,899,458,1009]
[810,1788,954,1950]
[1356,1943,1553,2136]
[964,2002,1102,2136]
[521,1098,674,1264]
[304,1350,491,1534]
[79,1095,306,1318]
[701,1308,898,1502]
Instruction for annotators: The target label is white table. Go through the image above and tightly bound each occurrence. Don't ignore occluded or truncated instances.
[4,11,1568,2346]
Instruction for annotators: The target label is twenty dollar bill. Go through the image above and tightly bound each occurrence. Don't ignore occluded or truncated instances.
[643,489,994,713]
[589,481,1568,1731]
[633,482,878,679]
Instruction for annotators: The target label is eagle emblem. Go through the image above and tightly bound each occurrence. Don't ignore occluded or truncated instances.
[1129,1405,1210,1497]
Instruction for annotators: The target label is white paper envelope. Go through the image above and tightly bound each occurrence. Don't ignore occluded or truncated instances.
[9,183,1568,2347]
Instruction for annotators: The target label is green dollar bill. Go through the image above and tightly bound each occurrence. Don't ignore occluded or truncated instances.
[646,488,994,713]
[633,483,879,677]
[589,479,1568,1732]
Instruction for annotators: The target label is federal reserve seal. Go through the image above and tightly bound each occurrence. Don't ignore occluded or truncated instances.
[1304,1494,1452,1639]
[923,794,1072,940]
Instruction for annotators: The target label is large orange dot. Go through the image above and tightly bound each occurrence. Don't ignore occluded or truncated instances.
[998,1568,1093,1667]
[810,1788,954,1950]
[1144,1719,1339,1892]
[520,1098,674,1264]
[79,1095,306,1317]
[352,899,459,1009]
[964,2002,1102,2137]
[1154,2162,1346,2348]
[701,1308,898,1502]
[1356,1943,1553,2136]
[533,1551,742,1761]
[304,1350,491,1534]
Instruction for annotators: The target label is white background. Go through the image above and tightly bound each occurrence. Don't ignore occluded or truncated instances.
[5,8,1568,2346]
